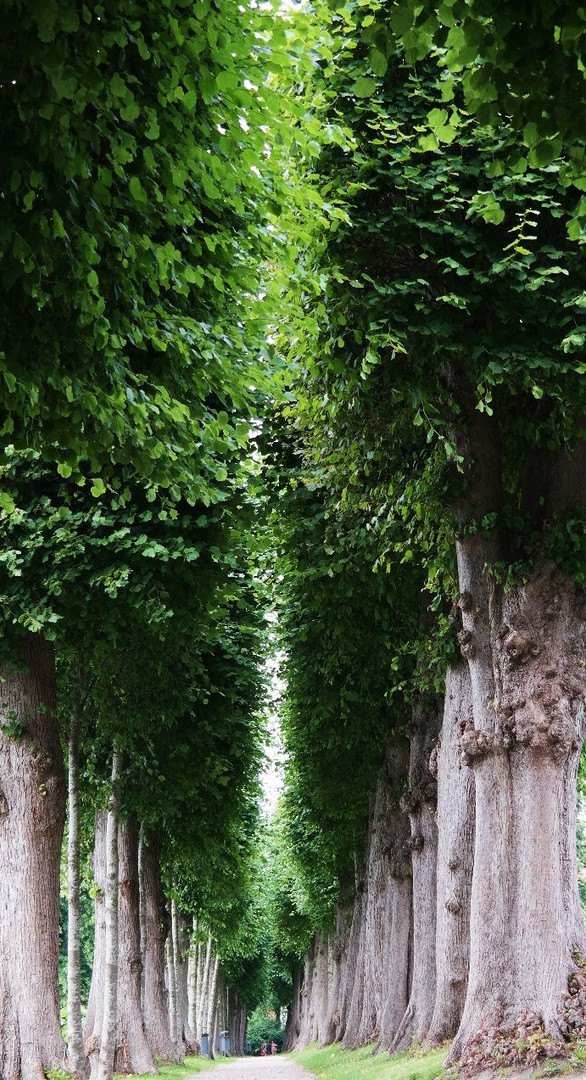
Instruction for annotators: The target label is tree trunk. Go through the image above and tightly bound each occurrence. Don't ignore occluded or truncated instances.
[115,813,157,1074]
[85,813,107,1053]
[427,663,475,1044]
[68,680,89,1079]
[187,921,199,1040]
[0,634,67,1080]
[448,551,586,1068]
[206,953,221,1054]
[340,888,367,1048]
[376,742,413,1051]
[140,829,180,1062]
[166,925,179,1050]
[391,699,441,1052]
[198,934,213,1039]
[283,965,302,1051]
[296,943,317,1048]
[95,748,123,1080]
[322,902,351,1046]
[228,988,246,1055]
[176,913,197,1051]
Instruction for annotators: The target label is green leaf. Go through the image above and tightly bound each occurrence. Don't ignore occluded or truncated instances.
[352,77,378,98]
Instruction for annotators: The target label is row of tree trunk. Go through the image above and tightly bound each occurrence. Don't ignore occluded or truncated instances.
[285,617,586,1071]
[80,810,247,1077]
[0,634,247,1080]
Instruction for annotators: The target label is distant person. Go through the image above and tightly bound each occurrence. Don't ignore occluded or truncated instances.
[271,1042,277,1056]
[260,1043,267,1057]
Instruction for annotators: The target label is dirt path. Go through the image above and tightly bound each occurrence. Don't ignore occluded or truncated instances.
[194,1057,315,1080]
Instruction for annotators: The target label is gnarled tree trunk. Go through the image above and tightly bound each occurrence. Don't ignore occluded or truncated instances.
[68,680,89,1079]
[140,829,179,1062]
[85,813,107,1053]
[95,747,123,1080]
[377,743,413,1051]
[427,663,474,1044]
[322,901,351,1046]
[391,699,441,1052]
[448,548,586,1067]
[0,634,66,1080]
[115,813,157,1074]
[282,965,302,1050]
[176,912,197,1052]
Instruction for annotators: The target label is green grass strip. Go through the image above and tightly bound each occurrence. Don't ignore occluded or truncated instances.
[290,1042,451,1080]
[117,1054,238,1080]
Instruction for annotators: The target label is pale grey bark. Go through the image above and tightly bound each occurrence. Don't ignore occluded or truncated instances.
[0,634,67,1080]
[282,966,302,1050]
[448,551,586,1065]
[140,830,180,1062]
[321,903,351,1046]
[115,813,157,1074]
[427,663,475,1044]
[198,934,213,1039]
[95,748,122,1080]
[187,920,198,1038]
[206,953,221,1044]
[295,943,317,1047]
[391,699,441,1052]
[85,813,107,1050]
[334,877,366,1047]
[374,742,412,1051]
[166,927,179,1050]
[176,913,197,1050]
[67,684,88,1079]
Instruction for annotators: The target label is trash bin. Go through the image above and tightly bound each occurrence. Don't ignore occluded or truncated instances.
[201,1033,209,1056]
[219,1031,230,1056]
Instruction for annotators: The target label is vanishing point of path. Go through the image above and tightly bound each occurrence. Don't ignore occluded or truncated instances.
[196,1058,315,1080]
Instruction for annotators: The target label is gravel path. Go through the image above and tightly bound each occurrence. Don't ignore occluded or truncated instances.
[193,1057,314,1080]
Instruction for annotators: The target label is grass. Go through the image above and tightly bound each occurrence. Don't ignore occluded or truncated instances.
[290,1042,453,1080]
[115,1055,237,1080]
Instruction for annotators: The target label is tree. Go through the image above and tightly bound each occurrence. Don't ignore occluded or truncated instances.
[277,0,586,1065]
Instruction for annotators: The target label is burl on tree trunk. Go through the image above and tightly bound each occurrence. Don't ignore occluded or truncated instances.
[450,550,586,1070]
[0,634,67,1080]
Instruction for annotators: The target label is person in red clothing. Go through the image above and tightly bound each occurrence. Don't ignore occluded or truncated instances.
[260,1043,267,1057]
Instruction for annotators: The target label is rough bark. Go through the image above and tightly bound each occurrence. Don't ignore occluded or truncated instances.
[354,755,415,1050]
[140,830,180,1062]
[376,743,413,1051]
[334,872,367,1046]
[166,927,179,1050]
[308,934,330,1044]
[85,813,107,1049]
[321,903,352,1046]
[391,699,441,1052]
[206,953,221,1046]
[115,813,157,1074]
[0,634,67,1080]
[95,748,122,1080]
[340,889,367,1048]
[228,988,246,1055]
[187,921,198,1038]
[282,965,302,1051]
[427,663,475,1044]
[176,913,197,1051]
[448,549,586,1067]
[296,942,318,1047]
[198,935,213,1039]
[68,683,89,1079]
